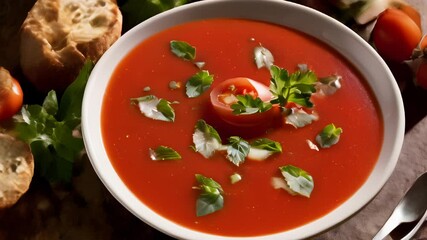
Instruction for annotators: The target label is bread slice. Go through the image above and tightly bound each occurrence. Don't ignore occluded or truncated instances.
[20,0,122,92]
[0,133,34,208]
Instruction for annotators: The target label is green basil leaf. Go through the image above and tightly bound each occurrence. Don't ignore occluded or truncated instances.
[227,136,250,166]
[149,146,181,160]
[315,123,343,148]
[185,70,214,98]
[231,94,272,115]
[193,120,222,158]
[251,138,282,153]
[279,165,314,198]
[194,174,224,217]
[170,40,196,61]
[131,95,175,122]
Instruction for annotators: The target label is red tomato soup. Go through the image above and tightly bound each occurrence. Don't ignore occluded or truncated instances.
[102,19,383,237]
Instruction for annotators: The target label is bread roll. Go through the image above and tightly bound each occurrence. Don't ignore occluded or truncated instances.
[20,0,122,92]
[0,133,34,208]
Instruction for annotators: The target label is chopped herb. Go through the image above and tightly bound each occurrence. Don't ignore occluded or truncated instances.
[254,45,274,69]
[315,123,343,148]
[269,65,317,108]
[131,95,175,122]
[168,81,181,90]
[192,120,222,158]
[143,86,151,92]
[149,146,181,160]
[231,94,272,115]
[230,173,242,184]
[194,61,206,69]
[316,75,342,95]
[226,136,250,166]
[251,138,282,153]
[186,70,214,98]
[306,139,319,151]
[194,174,224,217]
[279,165,314,198]
[284,107,319,128]
[170,40,196,61]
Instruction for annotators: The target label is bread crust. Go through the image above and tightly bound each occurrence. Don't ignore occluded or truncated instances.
[0,133,34,209]
[20,0,122,92]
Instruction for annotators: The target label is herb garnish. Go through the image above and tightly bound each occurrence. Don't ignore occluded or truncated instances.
[231,94,272,115]
[270,65,317,108]
[226,136,250,166]
[194,174,224,217]
[192,119,222,158]
[251,138,282,153]
[131,95,176,122]
[185,70,214,98]
[149,146,181,160]
[279,165,314,198]
[170,40,196,61]
[315,123,343,148]
[13,61,94,182]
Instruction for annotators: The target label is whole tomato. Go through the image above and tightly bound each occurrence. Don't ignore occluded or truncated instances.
[0,67,24,120]
[372,8,422,62]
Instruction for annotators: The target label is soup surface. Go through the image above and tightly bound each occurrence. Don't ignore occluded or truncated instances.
[102,18,383,237]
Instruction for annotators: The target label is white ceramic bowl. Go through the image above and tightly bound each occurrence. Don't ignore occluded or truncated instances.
[82,0,405,239]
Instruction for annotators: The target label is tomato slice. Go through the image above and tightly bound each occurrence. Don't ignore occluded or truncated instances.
[210,77,279,127]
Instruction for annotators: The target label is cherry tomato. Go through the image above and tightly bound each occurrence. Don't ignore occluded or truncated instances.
[372,8,422,62]
[210,77,279,127]
[392,3,422,30]
[0,67,24,120]
[416,60,427,90]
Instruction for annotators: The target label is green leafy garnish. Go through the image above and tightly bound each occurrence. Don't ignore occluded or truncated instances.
[251,138,282,153]
[231,94,272,115]
[192,120,222,158]
[170,40,196,61]
[194,174,224,217]
[149,146,181,160]
[279,165,314,198]
[315,123,343,148]
[131,95,175,122]
[269,65,317,108]
[226,136,250,166]
[13,61,94,183]
[185,70,214,98]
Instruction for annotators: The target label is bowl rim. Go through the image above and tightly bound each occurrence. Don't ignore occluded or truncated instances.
[82,0,405,239]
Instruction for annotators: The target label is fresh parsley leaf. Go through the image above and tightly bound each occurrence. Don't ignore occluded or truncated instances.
[149,146,181,160]
[315,123,343,148]
[269,65,317,108]
[226,136,250,166]
[13,61,94,183]
[170,40,196,61]
[251,138,282,153]
[279,165,314,198]
[186,70,214,98]
[231,94,272,115]
[284,107,319,128]
[192,119,222,158]
[131,95,176,122]
[194,174,224,217]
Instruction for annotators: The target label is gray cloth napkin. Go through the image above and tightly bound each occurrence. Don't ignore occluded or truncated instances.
[318,116,427,239]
